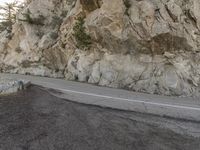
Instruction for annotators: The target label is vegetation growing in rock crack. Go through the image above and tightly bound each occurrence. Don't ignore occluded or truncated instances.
[51,16,63,28]
[0,1,23,32]
[18,9,45,26]
[123,0,131,16]
[50,32,58,40]
[73,17,92,50]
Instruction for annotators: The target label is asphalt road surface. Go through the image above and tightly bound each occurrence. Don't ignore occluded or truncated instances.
[1,73,200,122]
[0,86,200,150]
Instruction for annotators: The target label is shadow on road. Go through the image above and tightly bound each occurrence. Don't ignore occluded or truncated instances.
[0,85,200,150]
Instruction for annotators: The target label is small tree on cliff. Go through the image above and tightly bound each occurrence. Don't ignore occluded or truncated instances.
[0,1,22,32]
[73,17,92,50]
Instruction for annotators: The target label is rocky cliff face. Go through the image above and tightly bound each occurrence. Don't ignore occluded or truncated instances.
[0,0,200,97]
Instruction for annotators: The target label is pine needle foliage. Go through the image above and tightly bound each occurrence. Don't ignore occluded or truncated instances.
[73,17,92,50]
[0,1,22,32]
[18,9,45,26]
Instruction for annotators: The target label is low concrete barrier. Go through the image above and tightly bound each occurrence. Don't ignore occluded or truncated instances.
[1,73,200,122]
[0,78,30,95]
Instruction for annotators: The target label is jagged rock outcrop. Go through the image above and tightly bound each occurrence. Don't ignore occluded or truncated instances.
[0,0,200,97]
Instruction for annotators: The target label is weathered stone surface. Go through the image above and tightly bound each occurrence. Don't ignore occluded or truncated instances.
[0,78,30,95]
[0,0,200,97]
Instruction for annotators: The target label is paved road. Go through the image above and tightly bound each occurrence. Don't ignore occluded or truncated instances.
[1,73,200,121]
[0,86,200,150]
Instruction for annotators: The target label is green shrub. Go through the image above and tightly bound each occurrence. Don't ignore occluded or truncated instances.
[61,10,68,18]
[35,30,44,38]
[123,0,131,16]
[0,1,21,32]
[15,47,22,53]
[50,32,58,39]
[51,16,63,28]
[19,9,45,26]
[73,17,92,50]
[0,21,11,32]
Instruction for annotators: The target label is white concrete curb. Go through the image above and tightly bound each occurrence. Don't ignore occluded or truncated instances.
[0,78,30,95]
[1,73,200,121]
